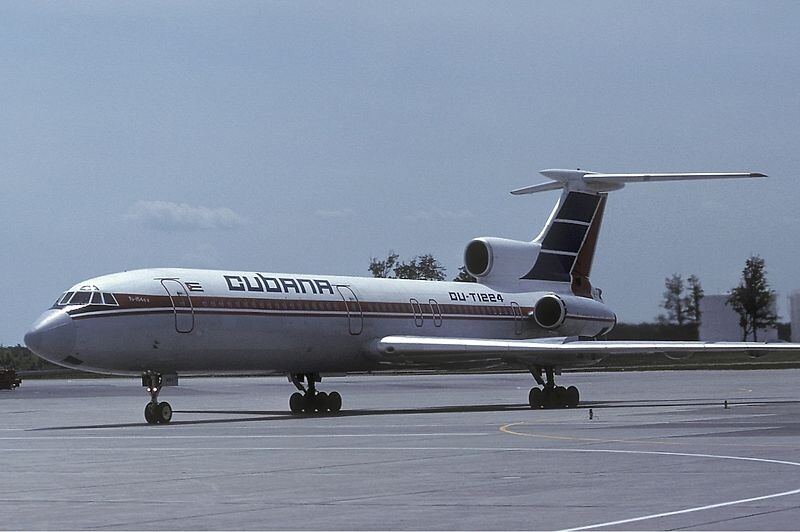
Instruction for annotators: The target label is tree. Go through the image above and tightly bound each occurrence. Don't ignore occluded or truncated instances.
[415,254,447,281]
[453,266,477,283]
[394,254,447,280]
[686,274,704,325]
[661,274,688,325]
[368,252,446,281]
[1,345,62,372]
[660,273,704,326]
[368,251,399,278]
[727,255,778,341]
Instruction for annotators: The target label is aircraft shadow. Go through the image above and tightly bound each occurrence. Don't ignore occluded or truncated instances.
[35,403,529,431]
[585,398,800,409]
[31,397,800,432]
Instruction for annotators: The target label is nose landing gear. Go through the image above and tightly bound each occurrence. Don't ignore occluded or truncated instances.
[142,371,172,424]
[528,366,579,409]
[289,373,342,414]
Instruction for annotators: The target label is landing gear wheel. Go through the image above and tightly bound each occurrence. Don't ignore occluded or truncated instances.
[565,386,580,408]
[527,366,581,410]
[554,386,568,409]
[288,373,343,415]
[316,391,329,413]
[541,389,556,409]
[327,391,342,413]
[144,403,158,424]
[302,393,315,414]
[144,401,172,424]
[289,392,304,414]
[156,401,172,424]
[142,371,173,424]
[529,387,543,408]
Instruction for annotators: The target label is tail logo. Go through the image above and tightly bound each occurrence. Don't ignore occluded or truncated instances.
[522,191,603,283]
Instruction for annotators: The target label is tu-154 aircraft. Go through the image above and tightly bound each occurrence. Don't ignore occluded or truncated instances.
[24,169,800,424]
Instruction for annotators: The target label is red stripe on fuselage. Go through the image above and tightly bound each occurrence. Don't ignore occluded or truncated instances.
[65,292,534,322]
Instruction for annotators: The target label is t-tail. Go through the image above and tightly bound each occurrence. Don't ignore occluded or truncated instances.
[463,169,766,298]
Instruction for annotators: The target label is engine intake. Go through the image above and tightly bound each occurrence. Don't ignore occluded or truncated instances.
[532,293,617,337]
[533,294,566,329]
[464,240,491,277]
[464,237,540,280]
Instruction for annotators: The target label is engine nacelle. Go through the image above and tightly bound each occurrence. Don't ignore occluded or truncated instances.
[532,293,617,337]
[464,237,541,280]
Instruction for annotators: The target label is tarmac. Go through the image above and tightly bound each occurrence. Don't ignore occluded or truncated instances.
[1,369,800,530]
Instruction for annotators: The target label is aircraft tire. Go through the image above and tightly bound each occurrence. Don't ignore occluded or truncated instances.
[301,393,315,414]
[566,386,580,408]
[554,386,568,408]
[289,392,304,414]
[156,401,172,424]
[316,392,329,412]
[144,403,158,424]
[528,387,543,408]
[328,391,342,413]
[541,387,564,409]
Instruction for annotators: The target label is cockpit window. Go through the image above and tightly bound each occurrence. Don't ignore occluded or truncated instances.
[52,289,120,308]
[70,291,92,305]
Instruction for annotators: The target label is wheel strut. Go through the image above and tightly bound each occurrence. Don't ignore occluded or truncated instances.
[142,371,172,424]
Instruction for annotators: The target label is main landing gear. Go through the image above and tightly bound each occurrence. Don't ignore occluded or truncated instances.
[142,371,172,424]
[528,366,579,409]
[289,373,342,415]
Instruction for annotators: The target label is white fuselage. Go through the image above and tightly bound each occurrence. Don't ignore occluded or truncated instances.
[24,170,789,422]
[26,267,616,376]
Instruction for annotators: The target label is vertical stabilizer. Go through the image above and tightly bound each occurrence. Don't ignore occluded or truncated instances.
[511,168,765,296]
[520,189,606,297]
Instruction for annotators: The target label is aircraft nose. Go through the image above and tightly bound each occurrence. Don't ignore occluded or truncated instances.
[24,310,77,363]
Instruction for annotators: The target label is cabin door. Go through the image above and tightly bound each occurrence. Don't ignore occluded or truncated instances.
[161,279,195,333]
[336,285,363,335]
[511,302,523,335]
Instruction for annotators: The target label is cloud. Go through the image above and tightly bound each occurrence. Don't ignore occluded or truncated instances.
[126,200,247,231]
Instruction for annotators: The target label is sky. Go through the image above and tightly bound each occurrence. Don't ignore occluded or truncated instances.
[2,1,799,345]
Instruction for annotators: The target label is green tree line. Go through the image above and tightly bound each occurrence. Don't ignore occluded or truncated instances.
[0,345,62,371]
[368,251,476,282]
[661,255,780,341]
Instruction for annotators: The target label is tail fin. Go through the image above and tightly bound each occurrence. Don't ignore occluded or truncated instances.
[514,169,765,296]
[520,189,606,296]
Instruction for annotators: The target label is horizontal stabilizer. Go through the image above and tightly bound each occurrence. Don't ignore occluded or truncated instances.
[587,172,766,183]
[510,181,565,195]
[512,169,766,195]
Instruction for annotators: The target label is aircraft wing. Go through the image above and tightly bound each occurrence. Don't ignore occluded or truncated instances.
[372,335,800,369]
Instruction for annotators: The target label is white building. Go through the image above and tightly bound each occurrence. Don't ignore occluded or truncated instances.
[791,291,800,343]
[699,294,778,342]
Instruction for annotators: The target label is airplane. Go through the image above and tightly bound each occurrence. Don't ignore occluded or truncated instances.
[24,169,800,424]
